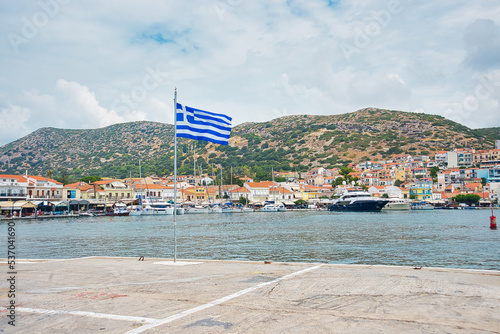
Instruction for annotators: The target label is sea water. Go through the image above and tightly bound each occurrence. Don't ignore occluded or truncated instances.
[6,209,500,270]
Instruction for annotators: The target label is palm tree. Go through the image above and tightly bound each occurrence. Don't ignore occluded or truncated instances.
[47,169,53,179]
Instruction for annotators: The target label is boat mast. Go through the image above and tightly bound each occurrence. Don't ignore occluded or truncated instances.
[212,163,216,205]
[139,160,142,210]
[193,147,196,205]
[272,167,274,203]
[173,88,178,262]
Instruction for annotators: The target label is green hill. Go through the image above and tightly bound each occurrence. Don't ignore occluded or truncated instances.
[0,108,497,183]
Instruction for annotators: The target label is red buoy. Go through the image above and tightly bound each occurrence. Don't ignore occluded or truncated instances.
[491,208,497,230]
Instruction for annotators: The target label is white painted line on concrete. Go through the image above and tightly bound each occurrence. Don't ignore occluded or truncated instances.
[124,264,323,334]
[153,261,203,266]
[17,307,158,323]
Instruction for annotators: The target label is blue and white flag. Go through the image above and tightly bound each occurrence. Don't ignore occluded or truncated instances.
[176,103,232,145]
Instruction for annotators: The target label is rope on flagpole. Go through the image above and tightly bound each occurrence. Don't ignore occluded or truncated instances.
[173,88,178,262]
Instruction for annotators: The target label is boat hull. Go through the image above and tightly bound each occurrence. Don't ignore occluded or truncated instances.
[141,208,174,215]
[328,200,388,212]
[382,202,411,211]
[411,205,434,210]
[185,208,210,214]
[259,207,278,212]
[105,212,130,216]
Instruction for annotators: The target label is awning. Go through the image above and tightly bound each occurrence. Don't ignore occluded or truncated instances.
[87,200,107,205]
[53,201,70,207]
[0,201,15,209]
[69,200,90,206]
[0,201,37,209]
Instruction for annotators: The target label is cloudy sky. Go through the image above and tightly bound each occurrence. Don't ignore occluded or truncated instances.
[1,0,499,146]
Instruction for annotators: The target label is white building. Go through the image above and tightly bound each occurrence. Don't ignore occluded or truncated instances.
[0,174,29,199]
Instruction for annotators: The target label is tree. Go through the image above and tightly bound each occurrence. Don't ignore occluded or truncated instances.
[453,194,481,206]
[46,169,53,179]
[56,168,70,185]
[480,177,487,203]
[80,176,102,183]
[294,199,307,208]
[430,166,440,178]
[239,196,248,206]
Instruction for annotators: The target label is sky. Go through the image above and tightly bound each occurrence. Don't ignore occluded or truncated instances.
[1,0,500,146]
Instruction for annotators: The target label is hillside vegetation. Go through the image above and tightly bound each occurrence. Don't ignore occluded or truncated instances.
[0,108,497,183]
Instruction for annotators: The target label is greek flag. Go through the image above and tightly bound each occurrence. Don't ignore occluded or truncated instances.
[176,103,232,145]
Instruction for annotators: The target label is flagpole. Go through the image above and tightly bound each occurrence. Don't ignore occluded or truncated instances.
[173,88,178,262]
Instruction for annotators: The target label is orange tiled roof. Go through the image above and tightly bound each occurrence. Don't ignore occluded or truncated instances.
[246,181,274,188]
[29,175,62,185]
[0,174,28,182]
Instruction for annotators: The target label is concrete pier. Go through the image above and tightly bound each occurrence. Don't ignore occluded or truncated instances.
[1,257,499,333]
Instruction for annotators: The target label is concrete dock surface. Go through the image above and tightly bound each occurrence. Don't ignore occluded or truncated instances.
[1,256,499,333]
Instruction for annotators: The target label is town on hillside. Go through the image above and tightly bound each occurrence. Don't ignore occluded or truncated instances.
[1,144,499,217]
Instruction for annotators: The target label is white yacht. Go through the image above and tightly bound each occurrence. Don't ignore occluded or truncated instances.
[382,198,411,211]
[240,207,254,213]
[276,202,287,212]
[210,206,223,213]
[185,205,210,214]
[329,191,389,212]
[259,203,279,212]
[142,200,174,215]
[411,203,434,210]
[129,205,142,216]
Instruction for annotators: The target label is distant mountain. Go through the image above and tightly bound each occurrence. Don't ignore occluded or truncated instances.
[0,108,497,183]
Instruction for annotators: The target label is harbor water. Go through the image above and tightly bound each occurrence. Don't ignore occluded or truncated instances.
[5,209,500,271]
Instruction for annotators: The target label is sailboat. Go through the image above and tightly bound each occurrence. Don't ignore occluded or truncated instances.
[222,166,234,213]
[185,148,209,214]
[208,163,222,213]
[141,179,174,215]
[130,160,143,216]
[240,188,253,213]
[259,167,285,212]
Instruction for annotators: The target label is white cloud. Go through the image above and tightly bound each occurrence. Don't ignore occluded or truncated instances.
[0,0,500,146]
[0,105,31,144]
[56,79,124,127]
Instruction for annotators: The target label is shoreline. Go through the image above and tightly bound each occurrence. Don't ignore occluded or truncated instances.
[1,205,498,221]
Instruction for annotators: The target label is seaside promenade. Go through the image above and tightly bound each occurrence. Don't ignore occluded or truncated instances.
[1,257,499,333]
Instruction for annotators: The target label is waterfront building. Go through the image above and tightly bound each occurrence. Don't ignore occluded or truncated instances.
[301,185,322,201]
[368,185,387,197]
[269,185,294,201]
[230,186,251,202]
[79,183,105,200]
[92,179,133,201]
[134,183,174,201]
[0,174,29,200]
[244,182,272,202]
[63,181,88,200]
[410,179,433,201]
[27,175,63,200]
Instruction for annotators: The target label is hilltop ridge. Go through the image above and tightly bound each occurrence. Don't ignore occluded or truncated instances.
[0,108,498,180]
